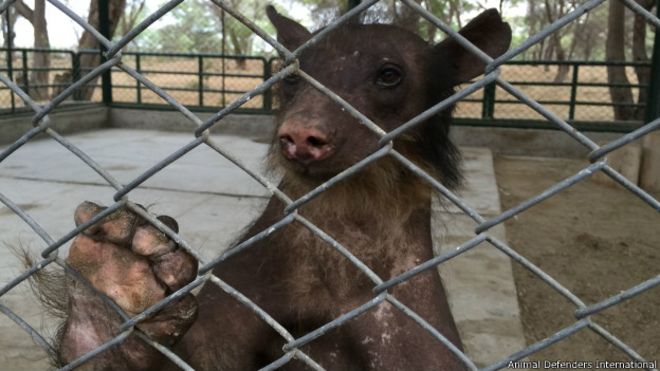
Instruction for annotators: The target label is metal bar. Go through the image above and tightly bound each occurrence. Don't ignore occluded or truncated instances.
[568,63,579,120]
[0,303,57,357]
[71,51,81,100]
[374,234,488,293]
[5,8,14,112]
[21,50,28,94]
[283,145,392,214]
[620,0,660,29]
[497,77,600,150]
[118,64,204,127]
[136,54,142,104]
[198,55,204,106]
[57,330,133,371]
[296,215,383,285]
[390,151,486,224]
[194,64,297,136]
[588,322,656,368]
[105,0,184,57]
[489,0,606,70]
[22,50,30,94]
[379,71,499,146]
[263,58,272,110]
[482,320,590,371]
[47,0,111,49]
[40,201,126,257]
[476,161,606,233]
[33,56,121,124]
[601,165,660,210]
[576,275,660,319]
[588,117,660,161]
[387,296,478,371]
[113,137,205,201]
[487,237,587,308]
[282,293,387,351]
[98,0,112,105]
[482,82,496,119]
[0,191,55,245]
[198,213,296,274]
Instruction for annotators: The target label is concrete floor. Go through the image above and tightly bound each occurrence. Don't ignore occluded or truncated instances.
[0,129,525,370]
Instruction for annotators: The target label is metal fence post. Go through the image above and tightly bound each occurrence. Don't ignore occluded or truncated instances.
[5,9,15,113]
[568,63,580,121]
[198,56,204,107]
[20,50,28,95]
[264,58,272,111]
[71,52,81,100]
[99,0,112,105]
[482,82,496,119]
[135,54,142,104]
[645,1,660,123]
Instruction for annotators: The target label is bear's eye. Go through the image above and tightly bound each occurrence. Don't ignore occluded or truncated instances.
[376,63,403,88]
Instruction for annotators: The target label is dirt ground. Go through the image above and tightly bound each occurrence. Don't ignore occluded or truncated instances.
[494,155,659,367]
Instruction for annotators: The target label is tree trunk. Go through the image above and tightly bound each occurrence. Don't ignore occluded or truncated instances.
[1,7,17,48]
[228,27,247,70]
[21,0,50,101]
[77,0,126,101]
[632,0,655,119]
[606,0,636,120]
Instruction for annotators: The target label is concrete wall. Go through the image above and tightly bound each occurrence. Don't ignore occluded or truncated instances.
[0,106,627,158]
[451,126,620,158]
[0,105,108,145]
[109,108,275,141]
[108,108,622,158]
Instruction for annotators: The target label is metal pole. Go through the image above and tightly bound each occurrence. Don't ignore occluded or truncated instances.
[5,9,15,112]
[135,54,141,104]
[99,0,112,105]
[198,55,204,107]
[645,0,660,123]
[568,63,580,121]
[221,8,226,108]
[482,83,496,119]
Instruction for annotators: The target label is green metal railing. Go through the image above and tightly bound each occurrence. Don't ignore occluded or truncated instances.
[0,48,654,132]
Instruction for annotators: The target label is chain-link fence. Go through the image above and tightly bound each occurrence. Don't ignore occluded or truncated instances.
[0,0,659,370]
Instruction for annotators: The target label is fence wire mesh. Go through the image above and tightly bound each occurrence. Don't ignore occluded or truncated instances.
[0,0,659,370]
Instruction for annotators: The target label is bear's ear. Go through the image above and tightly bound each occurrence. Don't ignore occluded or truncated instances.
[434,9,512,84]
[266,5,312,51]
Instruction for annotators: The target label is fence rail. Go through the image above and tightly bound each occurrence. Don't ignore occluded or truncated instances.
[0,47,653,132]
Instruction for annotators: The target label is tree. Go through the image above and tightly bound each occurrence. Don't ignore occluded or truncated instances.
[631,0,655,119]
[139,0,222,52]
[14,0,50,100]
[207,0,262,67]
[116,0,147,47]
[606,0,635,120]
[77,0,126,100]
[1,7,17,48]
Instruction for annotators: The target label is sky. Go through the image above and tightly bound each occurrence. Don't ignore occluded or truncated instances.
[5,0,524,49]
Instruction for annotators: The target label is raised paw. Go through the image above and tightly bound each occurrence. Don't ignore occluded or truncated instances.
[68,201,197,315]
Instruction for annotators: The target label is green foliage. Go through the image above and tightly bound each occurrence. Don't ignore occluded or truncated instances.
[136,0,222,53]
